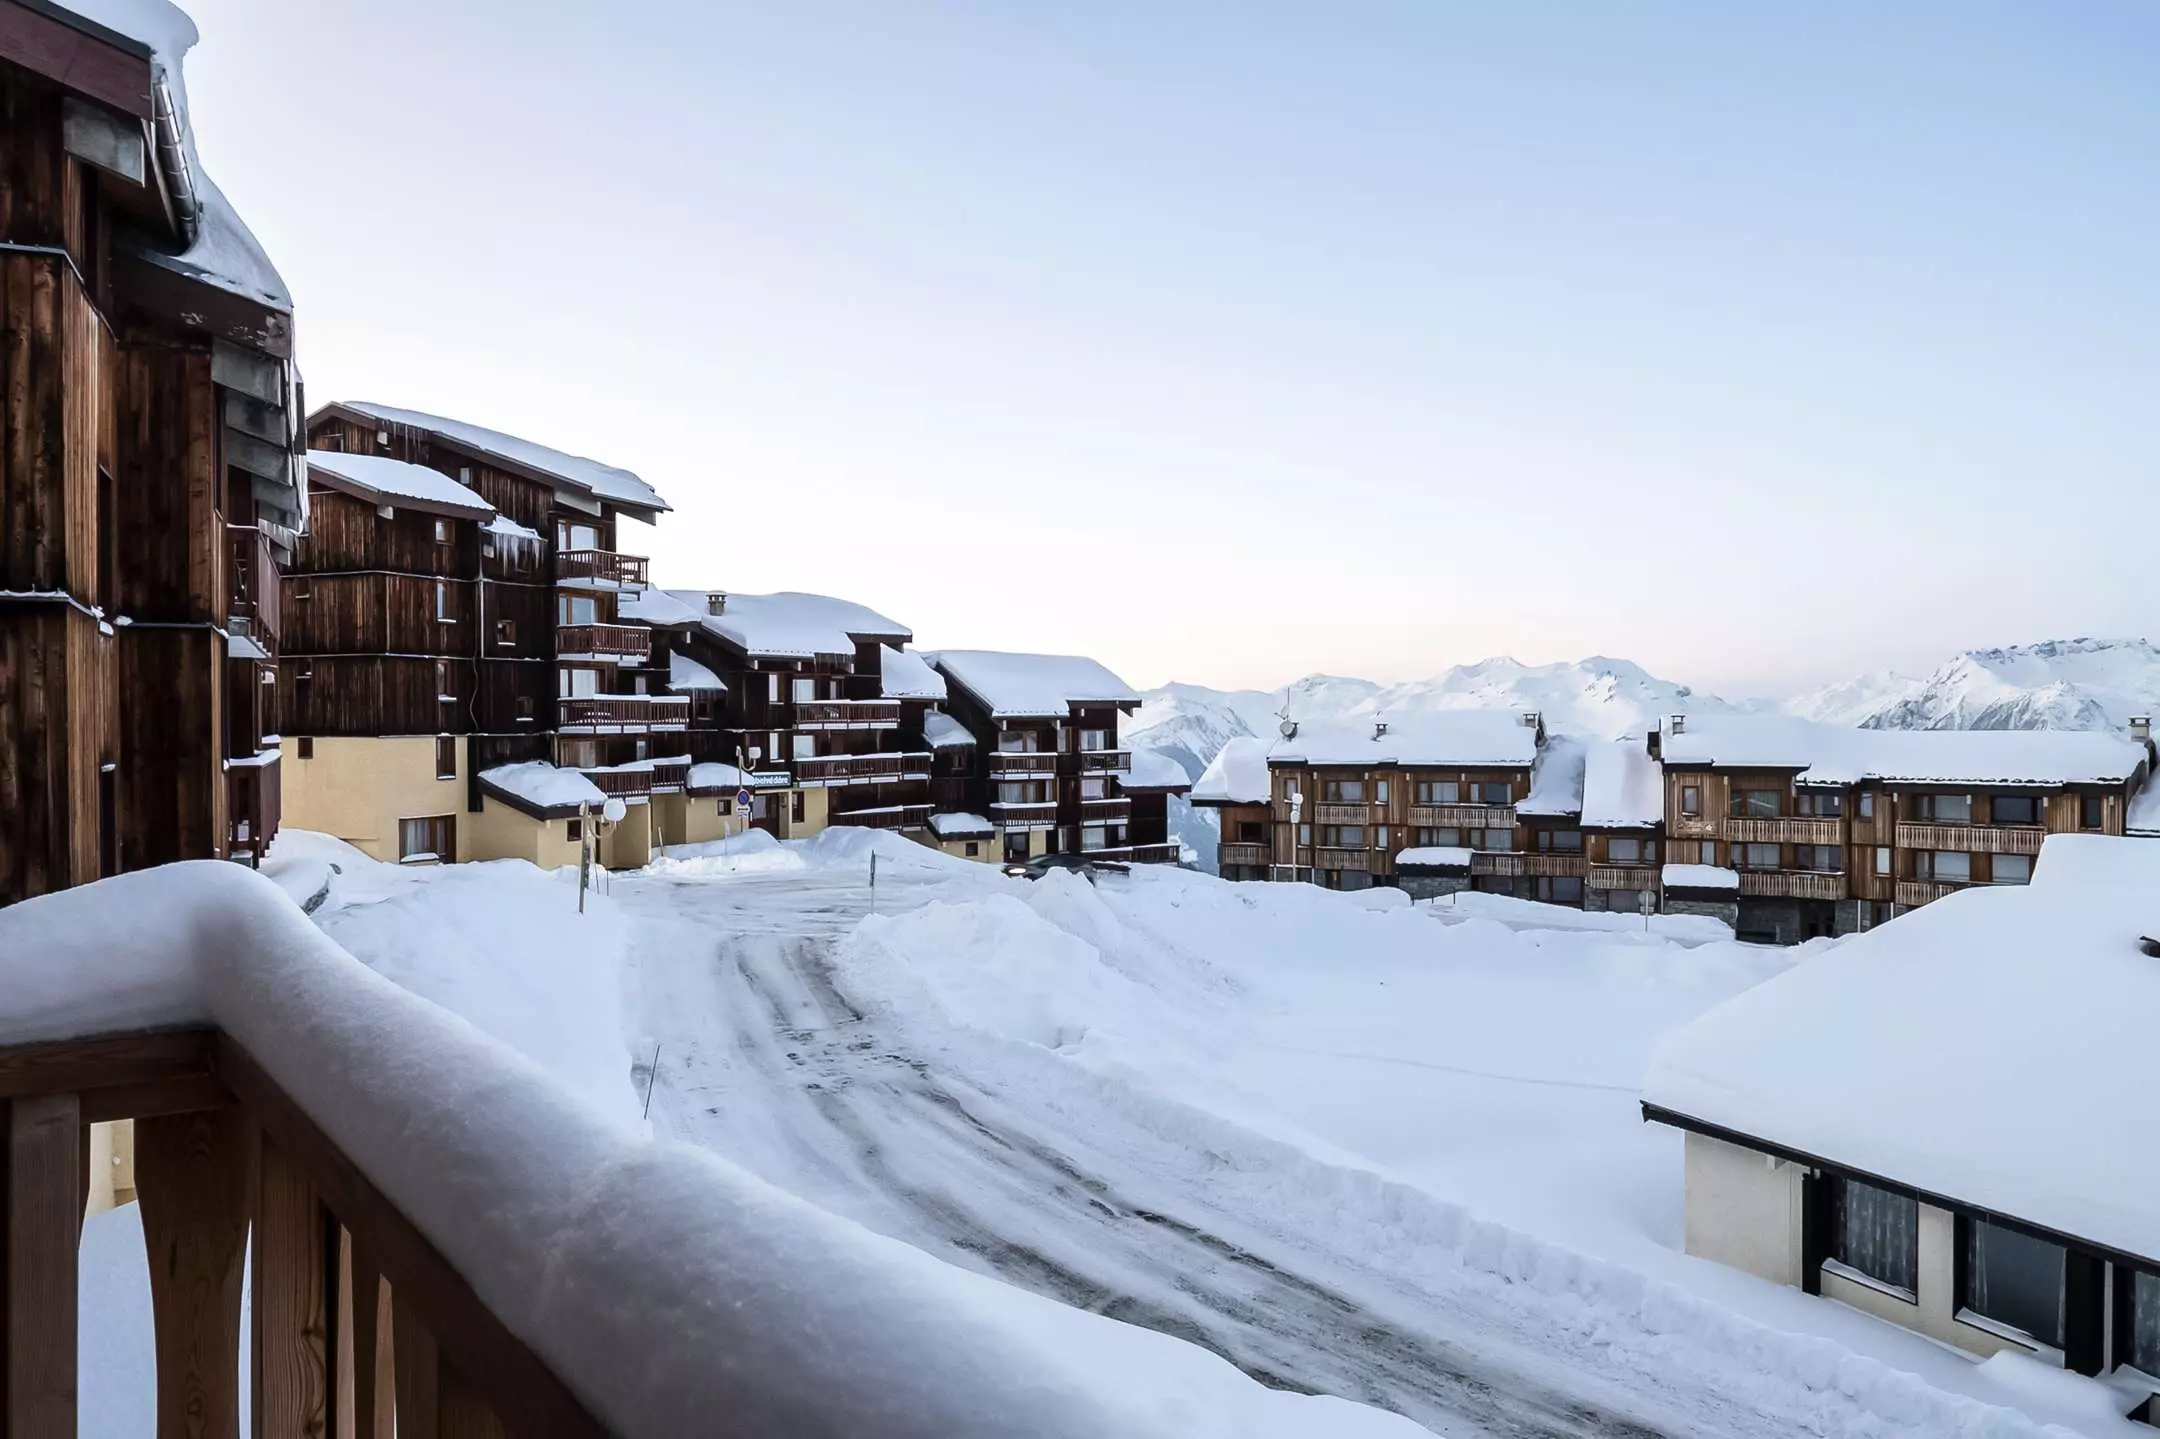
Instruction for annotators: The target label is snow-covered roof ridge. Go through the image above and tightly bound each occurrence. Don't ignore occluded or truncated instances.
[307,451,495,519]
[1267,711,1541,769]
[668,649,726,694]
[933,651,1142,720]
[1517,735,1587,817]
[480,762,605,817]
[1646,835,2160,1265]
[881,645,947,701]
[626,589,909,660]
[1581,738,1664,830]
[921,711,975,750]
[329,403,669,516]
[4,863,1412,1439]
[1659,714,2148,787]
[1190,737,1269,805]
[1119,749,1192,793]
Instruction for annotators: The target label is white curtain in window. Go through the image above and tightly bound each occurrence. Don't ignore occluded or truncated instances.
[1834,1178,1917,1293]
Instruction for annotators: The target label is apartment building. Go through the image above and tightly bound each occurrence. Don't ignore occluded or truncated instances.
[1578,737,1668,915]
[1188,737,1272,880]
[0,0,304,904]
[282,405,676,864]
[929,652,1177,865]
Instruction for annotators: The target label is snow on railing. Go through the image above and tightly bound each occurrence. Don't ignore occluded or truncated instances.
[0,864,1380,1439]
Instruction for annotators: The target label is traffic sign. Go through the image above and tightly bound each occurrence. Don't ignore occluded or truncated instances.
[736,788,754,810]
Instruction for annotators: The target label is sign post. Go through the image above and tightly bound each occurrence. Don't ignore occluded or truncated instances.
[577,799,592,913]
[1640,887,1656,933]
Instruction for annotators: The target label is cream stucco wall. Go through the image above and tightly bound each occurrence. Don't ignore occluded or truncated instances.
[921,829,997,863]
[465,795,583,871]
[775,786,828,839]
[282,736,469,862]
[84,1119,135,1220]
[601,801,653,869]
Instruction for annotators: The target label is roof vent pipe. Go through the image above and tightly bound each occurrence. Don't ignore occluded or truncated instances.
[706,592,728,615]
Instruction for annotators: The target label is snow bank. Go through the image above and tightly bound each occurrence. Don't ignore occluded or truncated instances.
[933,650,1140,719]
[1190,735,1268,804]
[644,829,806,876]
[8,863,1425,1439]
[796,826,986,874]
[1427,890,1732,942]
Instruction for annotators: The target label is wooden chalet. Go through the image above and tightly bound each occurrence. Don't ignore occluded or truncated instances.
[1188,737,1272,880]
[1,0,304,904]
[1577,736,1667,916]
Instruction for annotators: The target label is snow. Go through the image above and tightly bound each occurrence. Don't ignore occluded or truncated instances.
[1581,736,1664,829]
[1119,748,1191,792]
[1424,889,1734,940]
[920,709,975,750]
[307,450,494,517]
[1516,733,1586,816]
[1661,713,2148,786]
[2130,775,2160,836]
[1647,834,2160,1266]
[1394,845,1473,868]
[933,650,1141,719]
[929,812,995,839]
[226,632,268,661]
[480,761,605,812]
[667,648,726,693]
[1189,735,1269,805]
[624,589,908,659]
[1661,862,1739,890]
[686,761,791,792]
[1789,637,2160,733]
[881,645,947,701]
[484,513,542,542]
[1270,711,1540,768]
[336,402,670,515]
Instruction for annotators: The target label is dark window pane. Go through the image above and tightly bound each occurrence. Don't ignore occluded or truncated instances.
[1992,795,2038,825]
[2133,1272,2160,1375]
[1964,1219,2064,1346]
[1833,1178,1917,1293]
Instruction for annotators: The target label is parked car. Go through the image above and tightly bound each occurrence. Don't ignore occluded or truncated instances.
[1003,853,1129,881]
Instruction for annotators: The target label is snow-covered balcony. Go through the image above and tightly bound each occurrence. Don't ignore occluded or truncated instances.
[829,803,933,831]
[795,698,902,730]
[792,751,933,787]
[1312,847,1371,871]
[1893,821,2046,855]
[556,694,690,732]
[555,622,651,664]
[987,751,1057,778]
[989,800,1058,829]
[1723,816,1845,846]
[1896,877,1969,907]
[554,548,649,593]
[1077,748,1132,774]
[1079,797,1131,823]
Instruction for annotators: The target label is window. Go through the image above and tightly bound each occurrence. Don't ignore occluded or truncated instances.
[1920,850,1972,883]
[1691,841,1714,865]
[2131,1272,2160,1376]
[435,581,452,622]
[766,674,781,703]
[1538,829,1584,853]
[1874,846,1892,876]
[435,661,450,698]
[297,736,314,760]
[397,815,453,864]
[1416,827,1462,847]
[1323,779,1366,803]
[791,792,806,824]
[1990,795,2038,826]
[1737,843,1780,869]
[1643,839,1659,864]
[1731,790,1781,818]
[294,577,313,601]
[1793,845,1843,873]
[435,736,457,780]
[1795,792,1843,817]
[1082,825,1108,852]
[1610,838,1642,865]
[2080,795,2103,830]
[1079,728,1107,752]
[1476,782,1512,806]
[1374,826,1388,850]
[1537,876,1584,904]
[495,619,517,647]
[566,819,581,841]
[1320,826,1366,848]
[1417,780,1460,805]
[964,841,980,858]
[1830,1177,1918,1297]
[1236,821,1265,844]
[1960,1218,2065,1347]
[1606,889,1644,915]
[786,734,814,762]
[1080,777,1105,800]
[1990,853,2032,885]
[1479,827,1514,851]
[1858,791,1875,819]
[1918,793,1972,824]
[792,677,818,704]
[1680,785,1702,817]
[433,518,450,544]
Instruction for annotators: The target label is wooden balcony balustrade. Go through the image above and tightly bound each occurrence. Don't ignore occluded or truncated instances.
[1406,804,1515,829]
[1309,803,1369,826]
[554,548,650,590]
[1896,879,1966,908]
[1894,822,2046,856]
[581,765,653,799]
[1588,864,1660,891]
[988,801,1058,828]
[987,752,1058,777]
[1080,797,1132,823]
[1736,869,1848,901]
[557,694,691,731]
[1312,847,1371,871]
[1121,842,1183,865]
[1723,816,1845,846]
[830,804,934,831]
[1522,853,1587,877]
[1666,814,1721,840]
[1218,842,1270,868]
[795,699,902,729]
[1077,750,1132,774]
[1471,852,1526,877]
[227,523,281,645]
[555,622,650,662]
[792,752,933,785]
[226,761,282,870]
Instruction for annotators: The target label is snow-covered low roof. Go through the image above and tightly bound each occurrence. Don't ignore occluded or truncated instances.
[308,451,495,519]
[1660,715,2149,788]
[928,812,995,839]
[626,590,909,660]
[1516,735,1586,817]
[687,762,793,794]
[1660,863,1738,891]
[882,646,947,701]
[331,402,670,517]
[933,651,1141,720]
[668,649,726,694]
[1268,712,1540,769]
[1581,738,1665,830]
[1396,846,1472,869]
[2130,774,2160,837]
[921,711,975,750]
[1647,835,2160,1264]
[1120,749,1192,794]
[480,762,605,817]
[1190,737,1270,806]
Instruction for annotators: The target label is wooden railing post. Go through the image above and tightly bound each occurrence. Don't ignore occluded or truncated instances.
[391,1293,507,1439]
[7,1094,82,1439]
[254,1133,329,1438]
[340,1235,394,1439]
[137,1107,249,1439]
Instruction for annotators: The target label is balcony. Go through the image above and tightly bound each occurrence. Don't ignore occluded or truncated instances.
[1667,812,1720,839]
[1589,864,1659,891]
[1471,852,1526,877]
[227,523,280,646]
[1220,842,1270,868]
[990,800,1058,829]
[1897,879,1966,908]
[1724,816,1844,845]
[1309,803,1370,826]
[556,622,650,663]
[988,751,1058,777]
[796,699,902,730]
[1080,797,1132,823]
[831,803,934,831]
[555,548,650,592]
[1522,852,1587,877]
[1078,749,1132,774]
[1407,804,1515,828]
[792,752,933,787]
[581,764,652,799]
[1123,842,1182,865]
[1313,847,1372,871]
[1736,869,1848,902]
[1894,822,2045,856]
[557,694,691,732]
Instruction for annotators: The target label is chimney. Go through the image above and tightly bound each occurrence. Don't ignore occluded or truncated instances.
[1521,710,1541,729]
[2133,715,2152,743]
[1670,713,1687,736]
[1646,728,1662,761]
[1373,720,1389,740]
[706,591,728,616]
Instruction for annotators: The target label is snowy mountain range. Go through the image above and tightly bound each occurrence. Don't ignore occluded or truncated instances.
[1136,640,2160,870]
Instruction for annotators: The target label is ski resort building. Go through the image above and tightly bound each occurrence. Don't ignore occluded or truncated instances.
[1578,737,1668,915]
[281,406,678,865]
[0,0,305,905]
[1188,737,1273,880]
[931,651,1178,865]
[1644,835,2160,1422]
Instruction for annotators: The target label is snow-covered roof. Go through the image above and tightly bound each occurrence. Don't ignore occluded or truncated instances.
[1659,715,2148,788]
[1190,737,1270,806]
[485,514,542,542]
[1516,735,1586,817]
[668,649,726,694]
[928,812,995,839]
[307,451,495,519]
[1119,749,1191,794]
[480,762,605,816]
[1267,712,1540,769]
[881,646,947,701]
[687,762,793,794]
[921,711,975,750]
[625,590,909,660]
[1396,846,1473,869]
[1661,864,1738,891]
[1647,835,2160,1264]
[2130,774,2160,837]
[1581,738,1664,830]
[933,651,1141,720]
[332,403,669,517]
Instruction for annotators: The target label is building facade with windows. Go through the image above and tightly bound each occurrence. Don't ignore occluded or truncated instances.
[1645,835,2160,1421]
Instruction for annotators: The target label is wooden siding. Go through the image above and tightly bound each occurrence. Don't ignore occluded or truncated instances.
[0,605,110,900]
[112,335,218,622]
[1735,870,1847,901]
[282,573,474,655]
[1893,823,2046,857]
[116,626,222,870]
[1,252,105,596]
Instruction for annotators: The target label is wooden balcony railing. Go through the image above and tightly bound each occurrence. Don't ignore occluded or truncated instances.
[1309,803,1369,826]
[1080,797,1131,823]
[1407,804,1515,829]
[555,548,650,590]
[582,765,653,798]
[1471,852,1526,877]
[1313,847,1371,871]
[225,760,282,869]
[795,699,902,729]
[555,622,651,662]
[1896,879,1967,908]
[1894,822,2046,856]
[1078,750,1132,774]
[1736,869,1848,901]
[1724,816,1845,845]
[558,694,691,730]
[987,752,1058,776]
[1219,842,1270,868]
[830,804,934,831]
[1588,864,1659,890]
[1121,842,1182,865]
[989,801,1058,827]
[1522,852,1587,877]
[227,523,280,645]
[792,752,932,785]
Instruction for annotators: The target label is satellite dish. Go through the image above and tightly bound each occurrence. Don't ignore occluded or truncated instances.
[603,797,628,825]
[1278,718,1298,739]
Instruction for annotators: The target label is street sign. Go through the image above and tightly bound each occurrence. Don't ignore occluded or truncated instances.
[736,788,754,810]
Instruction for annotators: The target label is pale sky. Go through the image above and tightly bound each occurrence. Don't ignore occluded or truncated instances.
[176,1,2156,697]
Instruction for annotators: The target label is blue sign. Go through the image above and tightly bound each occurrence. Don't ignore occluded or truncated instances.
[736,788,754,809]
